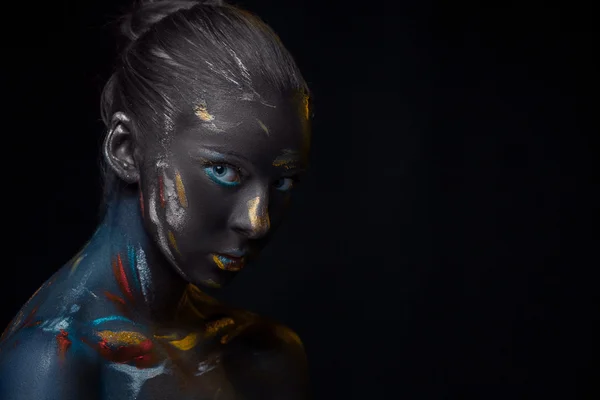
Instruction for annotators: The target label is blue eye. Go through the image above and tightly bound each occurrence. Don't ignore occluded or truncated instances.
[273,178,294,192]
[204,164,241,187]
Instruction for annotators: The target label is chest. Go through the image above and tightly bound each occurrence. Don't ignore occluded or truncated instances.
[88,319,253,399]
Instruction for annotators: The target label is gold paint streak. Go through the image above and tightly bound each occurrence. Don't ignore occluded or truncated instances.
[70,255,85,274]
[194,104,215,122]
[175,171,188,208]
[220,322,252,345]
[247,196,270,232]
[204,318,235,338]
[275,325,304,348]
[212,254,226,270]
[203,279,222,288]
[97,330,148,346]
[168,231,180,254]
[154,333,179,341]
[301,93,310,120]
[186,284,219,305]
[256,118,269,135]
[169,332,199,351]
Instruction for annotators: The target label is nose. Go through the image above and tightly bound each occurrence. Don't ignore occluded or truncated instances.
[230,194,271,239]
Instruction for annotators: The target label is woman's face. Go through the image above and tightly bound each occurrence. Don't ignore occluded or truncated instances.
[138,92,310,288]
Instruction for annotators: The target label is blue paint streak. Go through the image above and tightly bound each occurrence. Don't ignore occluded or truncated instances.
[91,316,136,326]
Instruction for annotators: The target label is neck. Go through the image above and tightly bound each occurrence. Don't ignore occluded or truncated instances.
[87,189,190,325]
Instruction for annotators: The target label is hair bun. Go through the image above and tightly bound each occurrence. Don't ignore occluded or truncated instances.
[119,0,225,43]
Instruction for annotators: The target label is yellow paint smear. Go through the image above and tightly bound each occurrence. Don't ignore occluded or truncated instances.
[256,118,269,135]
[168,231,180,254]
[169,332,199,351]
[175,171,188,208]
[194,104,214,122]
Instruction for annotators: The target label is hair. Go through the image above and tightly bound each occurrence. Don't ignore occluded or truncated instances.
[100,0,310,205]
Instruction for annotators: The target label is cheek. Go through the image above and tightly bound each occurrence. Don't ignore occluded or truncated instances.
[140,164,193,263]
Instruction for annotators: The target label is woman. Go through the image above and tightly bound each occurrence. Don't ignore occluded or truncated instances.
[0,0,312,399]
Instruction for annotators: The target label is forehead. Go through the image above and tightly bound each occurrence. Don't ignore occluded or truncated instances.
[171,93,309,163]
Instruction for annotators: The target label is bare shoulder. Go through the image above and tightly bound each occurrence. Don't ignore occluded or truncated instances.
[0,328,101,400]
[219,311,311,400]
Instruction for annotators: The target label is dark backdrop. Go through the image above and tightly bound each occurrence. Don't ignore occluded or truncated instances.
[1,1,593,398]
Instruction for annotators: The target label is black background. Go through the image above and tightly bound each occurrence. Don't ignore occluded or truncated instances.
[1,0,594,398]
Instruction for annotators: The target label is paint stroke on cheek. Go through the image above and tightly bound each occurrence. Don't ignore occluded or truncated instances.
[248,196,270,232]
[256,118,269,135]
[167,231,180,255]
[149,188,176,265]
[163,171,186,230]
[175,171,188,208]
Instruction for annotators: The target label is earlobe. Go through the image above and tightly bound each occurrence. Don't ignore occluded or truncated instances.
[103,112,140,184]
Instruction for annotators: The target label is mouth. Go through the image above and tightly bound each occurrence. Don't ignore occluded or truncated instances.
[211,253,246,272]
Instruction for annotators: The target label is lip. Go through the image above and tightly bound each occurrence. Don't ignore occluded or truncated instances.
[211,253,246,272]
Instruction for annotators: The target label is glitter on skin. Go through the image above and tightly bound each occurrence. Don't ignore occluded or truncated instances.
[97,330,148,346]
[135,246,152,304]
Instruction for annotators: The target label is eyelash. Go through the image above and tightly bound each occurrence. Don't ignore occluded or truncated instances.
[201,160,300,189]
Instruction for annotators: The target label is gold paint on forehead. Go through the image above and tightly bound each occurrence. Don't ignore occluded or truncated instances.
[194,103,215,122]
[168,332,199,351]
[247,196,270,231]
[97,330,148,346]
[204,317,235,338]
[175,171,188,208]
[256,118,269,135]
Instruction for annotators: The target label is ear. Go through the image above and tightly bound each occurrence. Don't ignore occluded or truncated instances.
[103,112,140,184]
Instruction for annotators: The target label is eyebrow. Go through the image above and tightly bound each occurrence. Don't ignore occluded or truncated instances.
[189,147,250,163]
[272,150,300,168]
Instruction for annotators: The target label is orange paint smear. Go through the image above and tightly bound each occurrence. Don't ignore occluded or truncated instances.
[56,329,71,361]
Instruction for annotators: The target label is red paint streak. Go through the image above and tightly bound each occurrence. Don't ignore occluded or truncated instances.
[139,191,145,217]
[158,175,166,208]
[113,254,134,301]
[88,338,158,369]
[19,306,39,329]
[104,291,125,305]
[56,329,71,361]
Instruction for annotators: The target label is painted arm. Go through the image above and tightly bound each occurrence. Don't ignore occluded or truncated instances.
[0,330,101,400]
